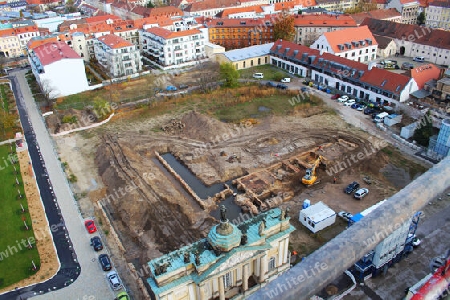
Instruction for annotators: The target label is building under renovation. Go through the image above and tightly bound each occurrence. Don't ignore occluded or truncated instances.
[146,206,295,300]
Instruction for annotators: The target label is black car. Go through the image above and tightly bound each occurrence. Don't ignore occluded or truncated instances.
[99,254,112,271]
[266,81,277,87]
[90,236,103,251]
[364,108,375,115]
[277,84,288,90]
[179,84,189,89]
[344,181,360,194]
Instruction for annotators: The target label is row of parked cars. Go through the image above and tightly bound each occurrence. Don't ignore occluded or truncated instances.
[344,181,369,200]
[84,220,130,300]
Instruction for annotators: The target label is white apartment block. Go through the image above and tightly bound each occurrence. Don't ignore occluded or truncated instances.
[140,27,207,70]
[387,0,420,24]
[310,26,378,62]
[426,0,450,30]
[94,33,142,78]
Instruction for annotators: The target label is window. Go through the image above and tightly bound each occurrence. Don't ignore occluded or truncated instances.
[224,272,232,288]
[268,257,276,271]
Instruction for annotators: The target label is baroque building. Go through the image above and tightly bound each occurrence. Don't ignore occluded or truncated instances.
[147,206,295,300]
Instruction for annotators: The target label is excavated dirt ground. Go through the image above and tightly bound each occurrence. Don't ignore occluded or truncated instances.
[54,109,428,299]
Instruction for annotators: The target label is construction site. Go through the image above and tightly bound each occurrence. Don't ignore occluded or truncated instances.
[53,88,430,298]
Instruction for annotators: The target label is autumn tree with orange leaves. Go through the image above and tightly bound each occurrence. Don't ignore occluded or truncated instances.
[273,13,295,42]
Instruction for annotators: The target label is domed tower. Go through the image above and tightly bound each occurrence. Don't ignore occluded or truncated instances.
[207,205,242,253]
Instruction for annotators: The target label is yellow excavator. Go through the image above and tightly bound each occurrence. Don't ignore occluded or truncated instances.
[302,155,326,186]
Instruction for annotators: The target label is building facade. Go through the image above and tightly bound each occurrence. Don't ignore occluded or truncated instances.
[294,14,358,46]
[28,41,89,97]
[206,18,274,50]
[271,39,418,103]
[434,118,450,157]
[386,0,420,24]
[215,43,273,70]
[0,29,21,57]
[147,207,295,300]
[314,0,357,11]
[140,27,207,69]
[94,34,142,77]
[310,26,378,62]
[425,0,450,30]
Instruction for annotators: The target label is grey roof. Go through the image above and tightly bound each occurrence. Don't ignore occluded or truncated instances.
[223,42,274,62]
[410,89,431,98]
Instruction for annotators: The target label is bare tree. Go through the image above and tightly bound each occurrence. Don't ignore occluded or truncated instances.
[195,61,220,93]
[40,78,57,107]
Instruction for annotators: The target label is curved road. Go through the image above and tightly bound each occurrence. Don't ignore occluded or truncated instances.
[0,70,114,300]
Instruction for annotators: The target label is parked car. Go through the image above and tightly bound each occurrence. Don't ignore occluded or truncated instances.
[350,103,359,109]
[331,94,341,100]
[357,105,366,111]
[253,72,264,79]
[281,78,291,83]
[178,84,189,89]
[90,236,103,251]
[116,291,130,300]
[344,99,356,106]
[300,87,308,92]
[338,211,354,222]
[354,188,369,200]
[266,81,277,87]
[106,271,123,291]
[408,234,421,247]
[413,56,425,62]
[166,85,177,91]
[99,254,112,271]
[84,220,97,234]
[344,181,360,194]
[338,95,349,103]
[277,83,288,90]
[364,108,375,115]
[401,62,414,70]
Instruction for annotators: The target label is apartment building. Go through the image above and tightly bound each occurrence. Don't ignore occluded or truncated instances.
[293,14,357,46]
[28,41,89,97]
[361,18,450,66]
[425,0,450,30]
[387,0,420,24]
[310,26,378,62]
[206,18,274,50]
[271,39,418,103]
[0,29,21,57]
[314,0,357,12]
[183,0,264,17]
[140,27,207,69]
[94,34,142,77]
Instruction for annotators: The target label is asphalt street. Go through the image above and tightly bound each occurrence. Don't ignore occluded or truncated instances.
[0,70,115,300]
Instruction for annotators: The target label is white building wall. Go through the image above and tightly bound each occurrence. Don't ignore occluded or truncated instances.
[394,38,450,66]
[310,35,333,54]
[72,33,89,62]
[39,59,89,97]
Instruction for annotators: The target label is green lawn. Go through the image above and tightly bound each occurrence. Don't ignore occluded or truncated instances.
[0,144,40,288]
[238,65,287,81]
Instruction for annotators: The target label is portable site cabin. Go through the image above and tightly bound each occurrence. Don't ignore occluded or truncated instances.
[299,201,336,233]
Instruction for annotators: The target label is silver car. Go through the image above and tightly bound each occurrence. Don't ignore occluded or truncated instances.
[354,188,369,200]
[106,271,123,291]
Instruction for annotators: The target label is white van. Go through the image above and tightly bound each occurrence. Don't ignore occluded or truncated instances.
[413,56,425,62]
[374,112,389,123]
[281,78,291,83]
[253,73,264,79]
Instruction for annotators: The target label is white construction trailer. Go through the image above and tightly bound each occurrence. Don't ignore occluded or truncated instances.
[299,201,336,233]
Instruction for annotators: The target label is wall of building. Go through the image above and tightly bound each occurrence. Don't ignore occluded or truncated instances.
[426,5,450,30]
[0,35,21,57]
[395,38,450,66]
[377,40,397,58]
[216,54,270,70]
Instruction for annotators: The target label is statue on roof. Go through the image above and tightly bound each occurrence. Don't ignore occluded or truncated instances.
[281,209,286,220]
[259,218,265,236]
[241,233,248,245]
[220,205,227,222]
[285,206,290,218]
[184,252,190,263]
[195,251,201,265]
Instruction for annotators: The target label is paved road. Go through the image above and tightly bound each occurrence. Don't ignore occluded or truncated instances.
[1,70,115,299]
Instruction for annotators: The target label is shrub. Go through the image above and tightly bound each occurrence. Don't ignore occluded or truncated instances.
[61,115,78,124]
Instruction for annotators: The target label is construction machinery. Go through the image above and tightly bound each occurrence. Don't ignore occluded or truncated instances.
[302,155,326,186]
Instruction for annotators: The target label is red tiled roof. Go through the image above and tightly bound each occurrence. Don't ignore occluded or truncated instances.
[145,27,202,39]
[27,36,58,50]
[294,14,357,27]
[219,5,264,17]
[271,39,411,94]
[376,0,388,4]
[206,17,271,27]
[0,28,15,37]
[274,0,317,10]
[184,0,240,12]
[97,33,132,48]
[361,18,450,50]
[86,14,121,24]
[33,42,80,66]
[409,64,442,89]
[148,6,182,17]
[428,0,450,7]
[323,25,377,53]
[350,8,401,25]
[14,25,39,34]
[399,0,419,4]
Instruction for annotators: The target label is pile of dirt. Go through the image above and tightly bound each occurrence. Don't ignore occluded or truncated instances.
[179,111,231,142]
[45,108,93,134]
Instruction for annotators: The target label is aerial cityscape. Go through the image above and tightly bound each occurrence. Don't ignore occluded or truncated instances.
[0,0,449,298]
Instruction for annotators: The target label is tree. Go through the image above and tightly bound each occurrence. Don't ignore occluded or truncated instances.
[417,12,425,25]
[92,97,113,121]
[219,63,239,88]
[40,79,56,107]
[413,111,434,147]
[345,0,377,13]
[146,2,155,8]
[196,61,220,92]
[273,13,295,42]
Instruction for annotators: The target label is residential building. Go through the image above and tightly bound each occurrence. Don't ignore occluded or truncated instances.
[28,41,89,97]
[425,0,450,30]
[293,14,357,46]
[387,0,420,24]
[433,118,450,157]
[376,0,388,9]
[0,29,22,57]
[349,8,402,26]
[140,27,207,69]
[147,207,294,300]
[409,64,442,89]
[310,26,378,62]
[215,42,273,69]
[183,0,265,17]
[374,35,397,58]
[314,0,357,12]
[206,18,274,50]
[14,23,41,50]
[270,39,418,103]
[361,18,450,66]
[26,0,61,12]
[94,34,142,77]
